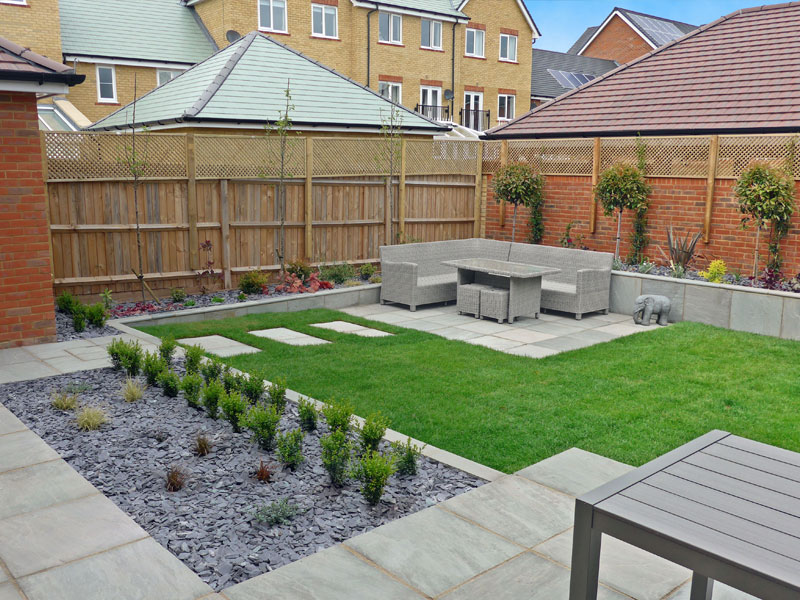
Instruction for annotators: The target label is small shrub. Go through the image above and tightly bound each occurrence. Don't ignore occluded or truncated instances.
[391,437,425,476]
[180,373,203,409]
[298,397,318,432]
[75,406,108,431]
[255,460,272,482]
[344,280,363,287]
[159,336,177,365]
[238,292,247,302]
[664,226,702,273]
[267,378,288,414]
[194,434,212,456]
[350,451,397,505]
[595,163,651,260]
[276,428,305,470]
[252,499,301,526]
[220,390,248,432]
[121,377,144,403]
[699,259,727,284]
[100,288,113,310]
[72,306,86,333]
[287,259,313,282]
[323,398,354,433]
[493,163,546,243]
[56,291,80,314]
[359,412,390,453]
[359,263,376,280]
[85,303,108,328]
[319,262,355,285]
[65,382,91,394]
[106,339,143,376]
[240,403,281,449]
[638,259,655,275]
[239,270,269,294]
[51,390,78,411]
[222,370,246,394]
[170,288,187,303]
[166,465,187,492]
[211,296,225,304]
[158,370,181,398]
[201,378,224,419]
[201,357,226,384]
[241,372,265,403]
[184,299,196,307]
[320,430,352,486]
[142,351,167,386]
[184,344,204,374]
[368,274,382,284]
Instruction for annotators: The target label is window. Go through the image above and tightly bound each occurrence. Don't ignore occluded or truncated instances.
[96,65,117,103]
[420,86,443,120]
[379,12,402,44]
[499,33,517,62]
[259,0,287,33]
[498,94,515,121]
[157,69,182,86]
[421,19,442,50]
[312,4,337,38]
[0,0,27,5]
[465,28,484,57]
[379,81,401,104]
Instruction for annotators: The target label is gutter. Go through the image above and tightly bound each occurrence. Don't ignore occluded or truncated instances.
[0,70,84,87]
[482,126,800,140]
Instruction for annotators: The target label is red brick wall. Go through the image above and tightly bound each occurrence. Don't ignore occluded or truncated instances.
[581,14,653,64]
[485,174,800,277]
[0,92,57,348]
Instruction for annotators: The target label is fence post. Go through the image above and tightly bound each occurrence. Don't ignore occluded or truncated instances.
[186,133,199,270]
[220,179,231,289]
[305,138,314,261]
[39,132,56,282]
[499,140,508,228]
[590,137,601,234]
[704,135,719,243]
[399,139,407,237]
[474,141,483,237]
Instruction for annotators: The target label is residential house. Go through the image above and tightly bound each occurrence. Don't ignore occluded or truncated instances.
[530,49,616,108]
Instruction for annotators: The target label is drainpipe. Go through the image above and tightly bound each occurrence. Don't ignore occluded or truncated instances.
[366,8,377,88]
[451,22,457,121]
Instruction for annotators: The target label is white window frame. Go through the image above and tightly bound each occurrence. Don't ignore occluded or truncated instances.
[499,33,518,62]
[258,0,288,34]
[498,94,515,121]
[0,0,28,5]
[95,65,117,103]
[379,12,402,45]
[420,19,442,50]
[379,81,402,104]
[311,3,338,39]
[420,85,442,106]
[156,69,182,86]
[465,28,485,58]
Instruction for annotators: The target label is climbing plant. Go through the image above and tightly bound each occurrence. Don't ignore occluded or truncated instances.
[595,163,651,260]
[628,137,650,264]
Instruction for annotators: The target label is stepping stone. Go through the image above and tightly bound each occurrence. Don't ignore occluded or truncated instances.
[249,328,330,346]
[310,321,393,338]
[177,335,260,357]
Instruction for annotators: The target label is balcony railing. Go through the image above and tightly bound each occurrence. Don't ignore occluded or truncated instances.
[415,104,451,122]
[460,108,491,132]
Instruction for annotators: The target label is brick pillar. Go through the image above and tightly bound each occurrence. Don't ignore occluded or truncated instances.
[0,92,57,348]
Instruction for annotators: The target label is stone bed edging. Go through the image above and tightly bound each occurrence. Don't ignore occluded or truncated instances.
[610,271,800,340]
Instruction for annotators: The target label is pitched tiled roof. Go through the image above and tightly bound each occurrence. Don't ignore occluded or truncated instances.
[567,27,598,54]
[531,49,616,99]
[376,0,467,19]
[60,0,217,64]
[89,32,445,133]
[487,3,800,139]
[0,36,83,85]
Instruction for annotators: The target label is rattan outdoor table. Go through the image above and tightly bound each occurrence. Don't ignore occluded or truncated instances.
[569,430,800,600]
[442,258,560,323]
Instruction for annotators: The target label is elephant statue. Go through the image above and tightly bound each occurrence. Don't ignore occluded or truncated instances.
[633,294,671,326]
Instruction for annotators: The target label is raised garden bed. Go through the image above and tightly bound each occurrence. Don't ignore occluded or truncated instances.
[0,361,480,591]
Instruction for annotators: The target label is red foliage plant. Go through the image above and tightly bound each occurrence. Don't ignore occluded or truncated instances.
[274,272,334,294]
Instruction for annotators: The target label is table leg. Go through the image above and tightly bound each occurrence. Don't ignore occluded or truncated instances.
[569,501,602,600]
[689,574,714,600]
[509,276,542,322]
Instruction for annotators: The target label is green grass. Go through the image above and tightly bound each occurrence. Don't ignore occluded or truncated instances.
[139,310,800,473]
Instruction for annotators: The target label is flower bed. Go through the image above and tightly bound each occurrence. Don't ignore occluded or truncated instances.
[0,362,480,591]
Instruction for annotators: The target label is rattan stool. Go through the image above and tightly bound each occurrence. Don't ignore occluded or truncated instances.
[480,287,510,323]
[457,283,486,318]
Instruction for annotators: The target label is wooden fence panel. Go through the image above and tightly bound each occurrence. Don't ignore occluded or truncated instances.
[404,175,476,242]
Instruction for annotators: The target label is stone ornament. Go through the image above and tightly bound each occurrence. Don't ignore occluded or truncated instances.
[633,294,671,326]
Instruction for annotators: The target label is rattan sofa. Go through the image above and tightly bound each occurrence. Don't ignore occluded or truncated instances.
[379,238,612,319]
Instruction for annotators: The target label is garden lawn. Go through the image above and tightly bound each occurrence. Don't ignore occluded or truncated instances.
[139,309,800,473]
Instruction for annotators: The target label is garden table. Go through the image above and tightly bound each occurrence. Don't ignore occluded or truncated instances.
[442,258,559,322]
[569,430,800,600]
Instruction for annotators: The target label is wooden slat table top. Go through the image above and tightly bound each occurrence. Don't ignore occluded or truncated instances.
[581,430,800,591]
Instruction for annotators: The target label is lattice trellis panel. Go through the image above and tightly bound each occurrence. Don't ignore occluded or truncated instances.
[406,140,478,175]
[639,137,710,178]
[313,138,391,177]
[195,135,305,179]
[482,141,502,174]
[717,134,800,180]
[45,132,187,181]
[599,137,639,173]
[508,139,594,176]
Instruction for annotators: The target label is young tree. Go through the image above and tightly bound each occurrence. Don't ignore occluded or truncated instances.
[595,163,651,260]
[378,105,403,243]
[266,79,295,275]
[492,164,545,242]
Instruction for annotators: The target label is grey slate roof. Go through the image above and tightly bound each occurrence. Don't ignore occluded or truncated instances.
[370,0,467,19]
[531,49,616,99]
[89,32,446,133]
[567,27,598,54]
[60,0,217,64]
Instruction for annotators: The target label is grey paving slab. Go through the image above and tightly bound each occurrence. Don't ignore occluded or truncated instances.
[593,322,652,337]
[0,361,59,384]
[441,551,628,600]
[729,291,783,337]
[567,329,618,344]
[534,530,690,600]
[0,431,60,474]
[248,328,330,346]
[535,335,597,352]
[494,328,556,343]
[666,580,758,599]
[18,538,212,600]
[0,569,7,585]
[456,320,514,335]
[66,346,111,361]
[683,285,731,328]
[0,460,97,521]
[441,475,574,547]
[0,494,147,577]
[43,356,97,374]
[0,348,34,366]
[344,505,521,598]
[516,448,635,498]
[523,321,585,336]
[395,318,447,332]
[23,345,73,360]
[0,405,25,436]
[0,583,23,600]
[365,311,414,324]
[178,335,262,355]
[310,321,392,337]
[425,313,477,327]
[506,344,560,358]
[428,327,482,341]
[224,545,423,600]
[466,335,524,351]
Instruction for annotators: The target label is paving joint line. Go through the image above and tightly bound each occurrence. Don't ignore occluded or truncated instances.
[0,490,102,523]
[0,456,62,474]
[434,502,528,550]
[339,543,431,599]
[431,549,528,599]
